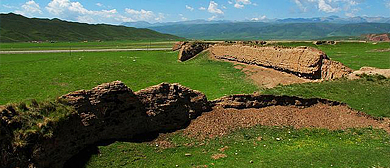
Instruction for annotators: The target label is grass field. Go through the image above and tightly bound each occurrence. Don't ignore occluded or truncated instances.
[1,41,390,167]
[0,50,258,104]
[0,40,175,51]
[86,126,390,168]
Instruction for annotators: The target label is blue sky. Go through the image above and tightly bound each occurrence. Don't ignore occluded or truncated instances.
[1,0,390,24]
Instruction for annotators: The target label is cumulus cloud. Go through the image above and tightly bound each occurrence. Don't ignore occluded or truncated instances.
[186,5,194,11]
[208,1,224,14]
[294,0,361,13]
[179,14,187,21]
[251,15,266,21]
[232,0,253,9]
[199,7,206,10]
[125,8,154,20]
[208,15,218,21]
[386,1,390,9]
[44,0,164,24]
[15,0,42,16]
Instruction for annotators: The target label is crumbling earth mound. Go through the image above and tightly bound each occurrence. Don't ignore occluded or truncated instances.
[1,82,389,168]
[0,81,209,168]
[365,33,390,42]
[183,94,390,139]
[177,42,213,61]
[210,45,353,80]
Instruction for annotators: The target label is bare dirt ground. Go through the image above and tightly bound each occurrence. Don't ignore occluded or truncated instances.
[233,63,316,88]
[182,104,390,140]
[208,50,318,88]
[349,66,390,79]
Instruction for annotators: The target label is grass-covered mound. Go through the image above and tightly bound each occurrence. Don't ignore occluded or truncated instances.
[0,100,76,167]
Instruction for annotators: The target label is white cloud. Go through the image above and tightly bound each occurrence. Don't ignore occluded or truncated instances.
[293,0,361,13]
[125,8,165,21]
[233,0,252,9]
[199,7,206,10]
[16,0,42,16]
[186,5,194,11]
[386,1,390,9]
[228,1,233,4]
[45,0,132,23]
[208,1,224,14]
[3,4,17,9]
[44,0,165,23]
[208,15,217,21]
[318,0,339,12]
[234,3,244,8]
[251,15,266,21]
[179,14,187,21]
[125,8,154,20]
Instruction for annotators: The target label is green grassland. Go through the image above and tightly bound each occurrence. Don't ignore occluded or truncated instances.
[1,41,390,167]
[0,41,175,51]
[86,126,390,168]
[0,50,258,104]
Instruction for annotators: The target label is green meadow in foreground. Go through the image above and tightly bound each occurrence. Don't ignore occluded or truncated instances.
[0,50,258,104]
[86,126,390,168]
[1,42,390,167]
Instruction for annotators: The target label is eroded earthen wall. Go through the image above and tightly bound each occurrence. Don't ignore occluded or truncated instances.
[210,44,352,80]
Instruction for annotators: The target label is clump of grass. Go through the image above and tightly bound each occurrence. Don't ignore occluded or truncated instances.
[1,100,76,148]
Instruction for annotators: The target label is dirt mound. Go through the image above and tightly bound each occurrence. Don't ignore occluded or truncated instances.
[365,34,390,42]
[210,45,352,80]
[183,104,389,139]
[233,63,313,88]
[2,82,389,167]
[349,66,390,79]
[1,81,209,168]
[313,41,336,45]
[172,41,186,51]
[178,42,212,61]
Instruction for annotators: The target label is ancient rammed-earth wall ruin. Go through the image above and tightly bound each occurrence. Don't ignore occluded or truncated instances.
[174,41,353,80]
[210,44,352,80]
[0,81,369,168]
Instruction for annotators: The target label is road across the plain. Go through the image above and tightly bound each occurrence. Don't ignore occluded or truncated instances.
[0,48,172,54]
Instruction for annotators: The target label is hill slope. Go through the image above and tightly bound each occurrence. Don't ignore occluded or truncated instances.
[0,13,182,42]
[149,22,390,40]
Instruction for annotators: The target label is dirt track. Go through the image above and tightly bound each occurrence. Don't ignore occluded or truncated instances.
[0,48,172,54]
[183,104,390,139]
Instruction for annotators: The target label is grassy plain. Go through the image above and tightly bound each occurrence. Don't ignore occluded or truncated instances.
[1,41,390,167]
[0,50,258,104]
[0,40,175,51]
[86,126,390,168]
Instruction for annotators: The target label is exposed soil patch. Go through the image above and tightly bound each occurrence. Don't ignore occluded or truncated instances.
[233,62,315,88]
[368,48,390,52]
[349,66,390,79]
[211,153,228,160]
[183,104,390,140]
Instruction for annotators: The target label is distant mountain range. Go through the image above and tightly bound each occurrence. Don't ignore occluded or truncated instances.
[0,13,183,43]
[122,16,390,40]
